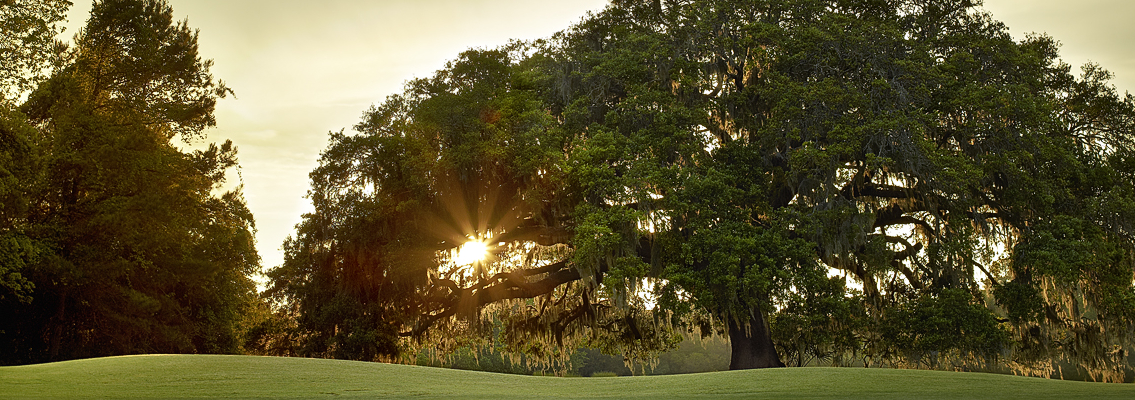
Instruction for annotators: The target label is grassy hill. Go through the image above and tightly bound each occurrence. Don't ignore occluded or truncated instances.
[2,355,1133,399]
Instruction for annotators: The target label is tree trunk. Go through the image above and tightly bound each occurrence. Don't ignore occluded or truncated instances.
[49,290,67,361]
[728,306,785,370]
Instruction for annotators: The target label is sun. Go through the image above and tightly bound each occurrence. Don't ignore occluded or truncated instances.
[453,240,489,266]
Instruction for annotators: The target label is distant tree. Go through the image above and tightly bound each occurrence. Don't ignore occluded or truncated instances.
[0,0,259,364]
[645,335,730,375]
[271,0,1135,379]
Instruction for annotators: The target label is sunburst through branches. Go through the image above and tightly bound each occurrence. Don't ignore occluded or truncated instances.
[453,239,489,266]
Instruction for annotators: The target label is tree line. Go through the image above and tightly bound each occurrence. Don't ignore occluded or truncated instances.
[1,0,258,364]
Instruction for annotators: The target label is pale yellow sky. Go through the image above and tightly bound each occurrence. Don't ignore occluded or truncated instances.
[59,1,1135,275]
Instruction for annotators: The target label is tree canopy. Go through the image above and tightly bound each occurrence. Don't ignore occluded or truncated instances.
[271,0,1132,381]
[0,0,259,364]
[0,0,70,105]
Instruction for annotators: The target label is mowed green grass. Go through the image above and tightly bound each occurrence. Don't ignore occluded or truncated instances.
[1,355,1132,399]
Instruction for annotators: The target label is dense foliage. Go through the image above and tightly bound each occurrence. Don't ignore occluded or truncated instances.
[269,0,1135,380]
[261,47,672,364]
[0,0,259,364]
[0,0,70,104]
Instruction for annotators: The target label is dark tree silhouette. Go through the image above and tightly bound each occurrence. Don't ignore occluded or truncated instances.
[0,0,258,364]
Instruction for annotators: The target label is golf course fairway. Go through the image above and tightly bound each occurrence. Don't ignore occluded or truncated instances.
[2,354,1133,399]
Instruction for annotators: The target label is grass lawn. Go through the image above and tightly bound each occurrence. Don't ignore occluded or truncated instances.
[2,354,1133,399]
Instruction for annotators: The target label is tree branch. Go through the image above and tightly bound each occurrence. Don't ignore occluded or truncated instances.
[885,235,925,291]
[402,258,597,337]
[874,213,935,237]
[493,220,573,246]
[971,259,1002,288]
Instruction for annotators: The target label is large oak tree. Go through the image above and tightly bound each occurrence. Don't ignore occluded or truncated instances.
[270,0,1135,379]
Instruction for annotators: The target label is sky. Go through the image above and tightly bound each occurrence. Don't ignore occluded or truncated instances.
[58,0,1135,278]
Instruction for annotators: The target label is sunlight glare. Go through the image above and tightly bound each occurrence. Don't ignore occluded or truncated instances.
[453,240,489,266]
